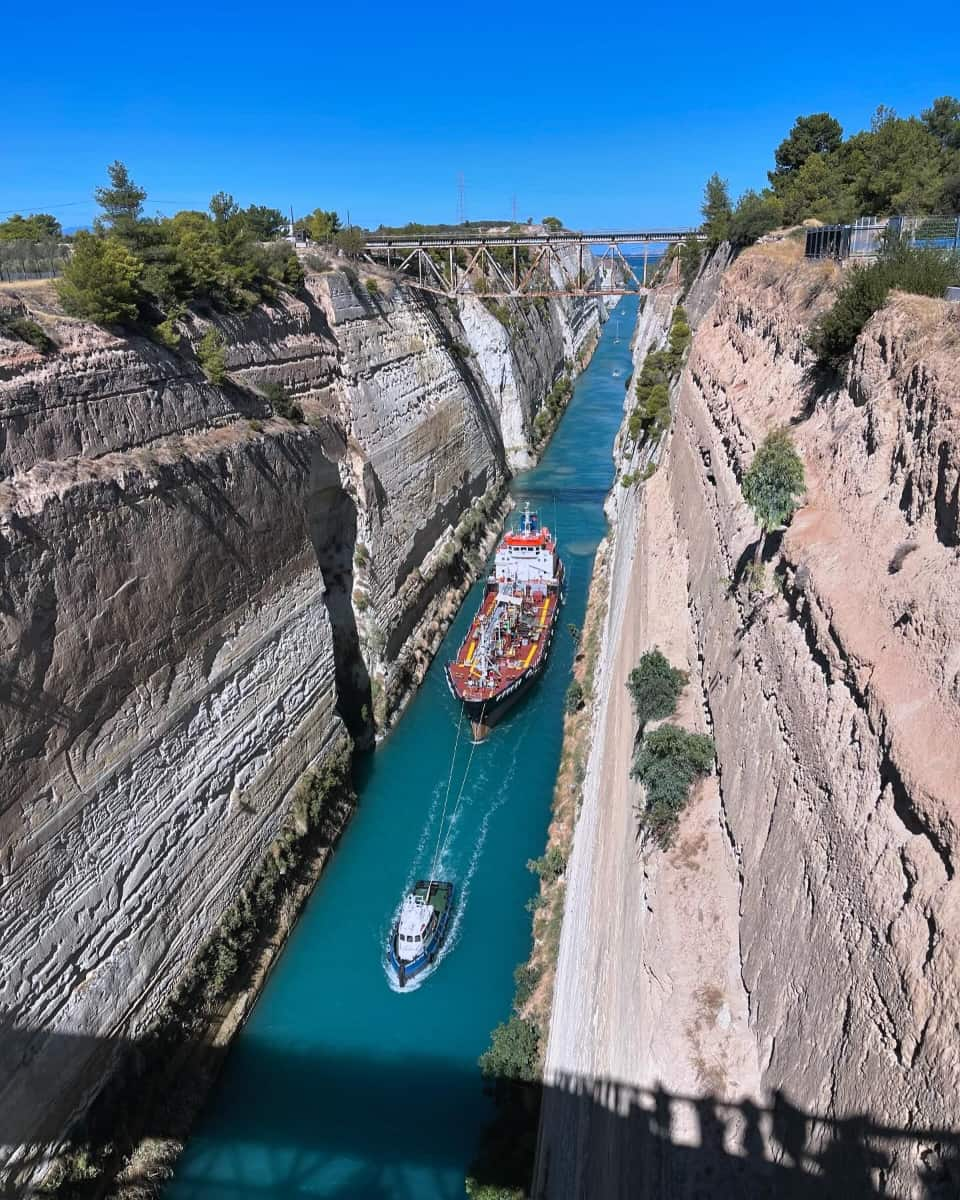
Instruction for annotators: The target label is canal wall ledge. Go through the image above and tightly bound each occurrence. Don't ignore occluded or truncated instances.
[538,237,960,1195]
[0,252,604,1189]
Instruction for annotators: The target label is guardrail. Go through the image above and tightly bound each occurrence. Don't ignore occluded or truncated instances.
[805,215,960,261]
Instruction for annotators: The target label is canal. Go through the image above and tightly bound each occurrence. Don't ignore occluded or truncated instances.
[168,294,640,1199]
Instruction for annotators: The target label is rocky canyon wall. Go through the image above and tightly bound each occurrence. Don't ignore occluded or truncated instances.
[0,258,603,1181]
[674,242,960,1187]
[543,237,960,1197]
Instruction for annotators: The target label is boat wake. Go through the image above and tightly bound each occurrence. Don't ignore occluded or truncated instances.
[382,724,521,993]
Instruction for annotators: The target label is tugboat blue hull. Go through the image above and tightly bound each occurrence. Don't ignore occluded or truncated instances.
[389,881,455,987]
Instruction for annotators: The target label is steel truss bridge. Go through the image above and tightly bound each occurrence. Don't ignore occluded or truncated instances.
[362,229,704,299]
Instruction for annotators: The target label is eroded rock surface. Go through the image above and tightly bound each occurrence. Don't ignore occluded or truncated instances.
[0,261,602,1180]
[541,240,960,1196]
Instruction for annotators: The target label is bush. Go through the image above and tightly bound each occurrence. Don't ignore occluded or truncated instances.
[528,844,566,884]
[809,245,960,366]
[197,328,227,383]
[262,380,304,422]
[728,190,784,246]
[565,679,584,712]
[152,312,182,348]
[58,231,143,324]
[465,1183,526,1200]
[365,277,380,296]
[513,961,541,1010]
[625,648,687,730]
[631,724,716,847]
[478,1016,540,1083]
[0,314,55,352]
[354,543,370,568]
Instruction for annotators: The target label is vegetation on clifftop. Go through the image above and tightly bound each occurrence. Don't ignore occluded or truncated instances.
[808,241,960,366]
[699,97,960,249]
[57,161,305,329]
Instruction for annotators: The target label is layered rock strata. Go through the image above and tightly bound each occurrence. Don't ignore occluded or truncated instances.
[0,260,603,1181]
[541,239,960,1196]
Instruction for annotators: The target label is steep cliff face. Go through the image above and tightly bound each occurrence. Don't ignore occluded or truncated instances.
[542,238,960,1196]
[679,244,960,1170]
[0,259,601,1177]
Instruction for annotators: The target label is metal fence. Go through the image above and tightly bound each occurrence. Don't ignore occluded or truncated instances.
[805,215,960,261]
[0,240,71,282]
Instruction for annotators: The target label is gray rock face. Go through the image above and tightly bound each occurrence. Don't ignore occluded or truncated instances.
[0,261,598,1180]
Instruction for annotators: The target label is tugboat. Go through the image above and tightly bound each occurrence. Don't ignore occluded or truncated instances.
[388,879,454,988]
[445,504,564,740]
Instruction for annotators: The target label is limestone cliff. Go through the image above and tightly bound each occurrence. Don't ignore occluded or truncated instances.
[0,259,603,1180]
[542,237,960,1196]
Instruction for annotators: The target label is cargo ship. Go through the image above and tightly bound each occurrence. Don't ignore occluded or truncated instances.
[445,504,564,739]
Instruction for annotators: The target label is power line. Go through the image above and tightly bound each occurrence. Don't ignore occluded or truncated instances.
[0,197,215,216]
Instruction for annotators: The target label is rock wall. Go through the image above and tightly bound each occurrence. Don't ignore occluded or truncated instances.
[542,237,960,1196]
[609,238,960,1191]
[0,258,600,1179]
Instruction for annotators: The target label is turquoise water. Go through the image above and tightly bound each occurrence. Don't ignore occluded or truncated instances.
[168,296,638,1200]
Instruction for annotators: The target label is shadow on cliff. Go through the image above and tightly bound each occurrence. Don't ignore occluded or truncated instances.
[2,1020,959,1199]
[304,474,373,749]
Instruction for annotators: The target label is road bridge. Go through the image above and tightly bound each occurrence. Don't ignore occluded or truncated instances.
[362,229,703,299]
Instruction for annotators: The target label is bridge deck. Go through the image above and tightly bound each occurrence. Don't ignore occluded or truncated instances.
[365,229,702,249]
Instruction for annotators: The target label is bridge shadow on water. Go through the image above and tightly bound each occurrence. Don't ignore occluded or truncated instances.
[2,1021,960,1198]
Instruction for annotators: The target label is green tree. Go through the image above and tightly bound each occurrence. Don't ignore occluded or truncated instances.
[0,212,63,240]
[769,113,843,187]
[334,226,366,257]
[701,174,732,246]
[741,430,805,562]
[478,1016,540,1083]
[625,648,687,730]
[243,204,287,240]
[678,235,703,292]
[299,208,341,241]
[542,215,563,231]
[197,327,227,383]
[921,95,960,150]
[728,190,784,246]
[94,160,147,243]
[57,231,143,324]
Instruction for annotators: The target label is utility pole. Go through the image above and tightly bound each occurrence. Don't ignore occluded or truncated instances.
[512,194,517,224]
[457,173,466,225]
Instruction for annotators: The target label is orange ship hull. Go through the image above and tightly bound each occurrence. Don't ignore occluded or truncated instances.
[445,563,563,736]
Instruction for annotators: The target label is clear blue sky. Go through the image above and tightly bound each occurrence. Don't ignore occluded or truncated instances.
[3,0,958,231]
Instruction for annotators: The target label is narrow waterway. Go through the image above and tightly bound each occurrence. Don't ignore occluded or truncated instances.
[169,295,639,1200]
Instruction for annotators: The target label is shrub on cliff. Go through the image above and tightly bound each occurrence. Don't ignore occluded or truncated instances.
[197,328,227,383]
[528,844,566,884]
[479,1015,541,1083]
[742,430,805,562]
[632,724,716,847]
[728,190,784,247]
[626,648,687,731]
[262,380,304,422]
[58,231,143,324]
[808,244,960,366]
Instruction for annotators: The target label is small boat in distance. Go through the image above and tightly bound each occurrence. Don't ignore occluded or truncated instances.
[446,503,564,740]
[388,879,454,988]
